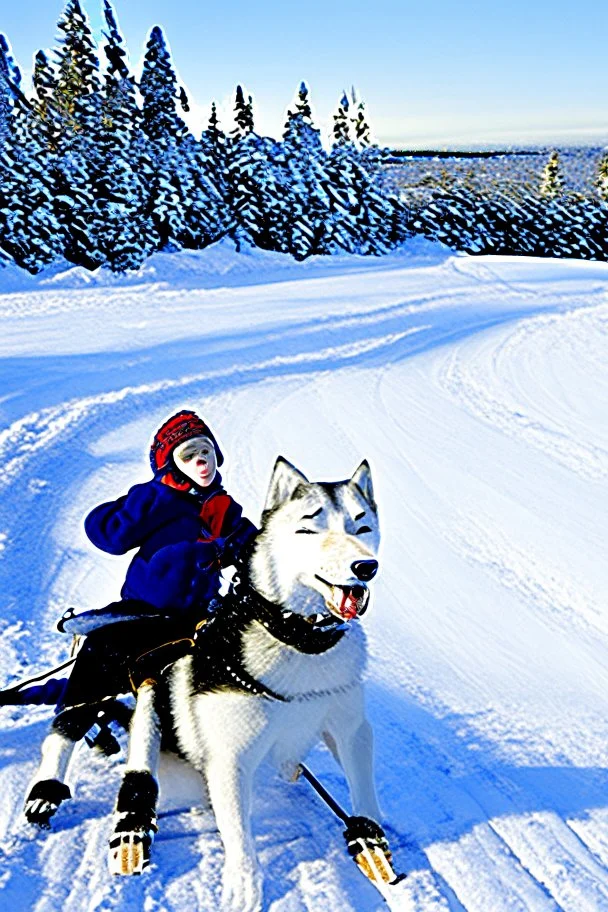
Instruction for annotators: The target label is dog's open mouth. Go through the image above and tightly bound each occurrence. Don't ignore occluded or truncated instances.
[314,575,370,621]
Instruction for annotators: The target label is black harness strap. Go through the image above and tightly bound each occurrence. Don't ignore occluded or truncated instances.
[191,596,288,702]
[191,572,348,702]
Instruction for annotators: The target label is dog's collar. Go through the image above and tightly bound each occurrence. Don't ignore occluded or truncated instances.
[230,575,349,656]
[191,576,349,704]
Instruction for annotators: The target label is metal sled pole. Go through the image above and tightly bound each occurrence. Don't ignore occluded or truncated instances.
[298,764,405,900]
[299,764,350,823]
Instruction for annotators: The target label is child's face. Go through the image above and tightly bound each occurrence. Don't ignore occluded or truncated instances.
[173,436,218,488]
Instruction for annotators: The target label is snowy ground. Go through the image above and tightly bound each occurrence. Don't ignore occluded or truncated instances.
[0,238,607,911]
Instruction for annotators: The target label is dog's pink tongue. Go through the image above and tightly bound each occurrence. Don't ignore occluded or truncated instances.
[339,589,359,620]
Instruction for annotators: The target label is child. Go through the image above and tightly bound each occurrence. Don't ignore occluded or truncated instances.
[1,409,257,743]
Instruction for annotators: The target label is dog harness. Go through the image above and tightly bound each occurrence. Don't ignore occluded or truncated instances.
[191,573,349,703]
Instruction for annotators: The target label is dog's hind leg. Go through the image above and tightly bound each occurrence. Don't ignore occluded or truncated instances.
[322,687,382,822]
[109,681,161,876]
[24,703,100,827]
[204,755,262,912]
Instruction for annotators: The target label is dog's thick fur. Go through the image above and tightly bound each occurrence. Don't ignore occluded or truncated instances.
[26,457,382,912]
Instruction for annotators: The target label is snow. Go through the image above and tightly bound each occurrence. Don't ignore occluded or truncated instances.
[0,239,607,911]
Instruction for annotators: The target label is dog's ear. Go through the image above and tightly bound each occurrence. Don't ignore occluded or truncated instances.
[264,456,309,513]
[349,459,376,510]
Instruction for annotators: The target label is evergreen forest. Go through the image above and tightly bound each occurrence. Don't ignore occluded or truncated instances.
[0,1,605,274]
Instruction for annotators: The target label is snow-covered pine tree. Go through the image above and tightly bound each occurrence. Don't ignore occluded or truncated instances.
[475,190,528,254]
[410,186,482,254]
[564,195,605,260]
[536,152,582,258]
[89,0,158,270]
[350,92,406,250]
[208,101,222,143]
[43,0,104,268]
[0,85,63,272]
[419,188,486,255]
[283,82,323,155]
[292,81,313,121]
[0,34,21,91]
[32,50,61,150]
[325,92,400,255]
[350,87,372,148]
[495,190,545,256]
[53,0,102,134]
[385,192,410,248]
[231,84,254,139]
[199,101,231,209]
[595,153,608,202]
[139,24,194,248]
[535,191,601,260]
[140,25,228,252]
[332,91,352,146]
[201,101,227,175]
[0,34,21,152]
[323,146,366,253]
[539,150,564,199]
[584,196,608,260]
[140,26,186,143]
[324,93,364,252]
[225,86,289,250]
[280,82,331,258]
[176,130,232,249]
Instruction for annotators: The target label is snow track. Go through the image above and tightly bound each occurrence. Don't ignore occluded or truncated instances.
[1,241,607,910]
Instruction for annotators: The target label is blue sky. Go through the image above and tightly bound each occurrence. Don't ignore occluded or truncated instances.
[2,0,606,147]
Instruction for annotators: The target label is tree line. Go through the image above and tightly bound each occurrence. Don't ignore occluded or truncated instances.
[0,0,406,273]
[0,0,605,275]
[409,149,608,260]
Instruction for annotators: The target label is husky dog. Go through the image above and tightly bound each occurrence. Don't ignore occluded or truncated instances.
[26,457,384,912]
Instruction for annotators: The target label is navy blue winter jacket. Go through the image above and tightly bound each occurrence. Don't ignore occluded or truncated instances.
[84,473,257,615]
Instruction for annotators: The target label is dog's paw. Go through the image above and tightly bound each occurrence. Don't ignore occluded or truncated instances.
[24,779,71,828]
[221,862,262,912]
[108,812,157,876]
[344,816,390,848]
[343,816,398,884]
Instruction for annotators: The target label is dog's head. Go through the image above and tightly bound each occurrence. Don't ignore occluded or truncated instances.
[251,457,380,621]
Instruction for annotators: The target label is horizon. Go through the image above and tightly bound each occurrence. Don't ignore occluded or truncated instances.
[1,0,606,149]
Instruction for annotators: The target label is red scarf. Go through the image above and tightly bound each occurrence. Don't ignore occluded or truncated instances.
[161,472,233,541]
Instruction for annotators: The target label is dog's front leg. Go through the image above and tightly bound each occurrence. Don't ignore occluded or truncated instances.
[24,704,101,827]
[205,756,262,912]
[109,681,161,876]
[323,687,381,822]
[24,731,75,827]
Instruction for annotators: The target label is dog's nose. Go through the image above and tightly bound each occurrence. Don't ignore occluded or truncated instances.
[351,559,378,581]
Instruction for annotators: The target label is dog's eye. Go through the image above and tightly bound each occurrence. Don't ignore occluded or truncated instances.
[296,528,318,534]
[356,526,372,534]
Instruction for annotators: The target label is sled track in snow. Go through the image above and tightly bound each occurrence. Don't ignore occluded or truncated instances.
[1,250,608,910]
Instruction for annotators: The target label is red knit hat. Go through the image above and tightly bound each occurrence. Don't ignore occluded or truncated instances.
[150,410,224,473]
